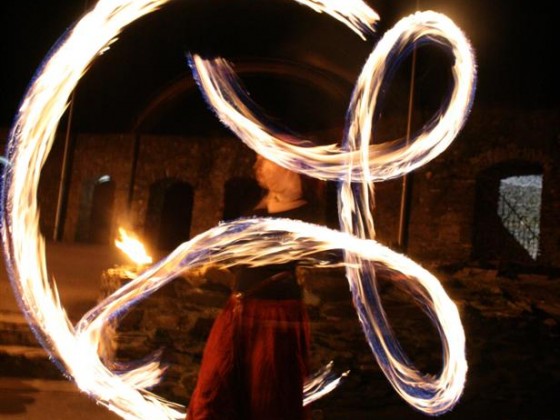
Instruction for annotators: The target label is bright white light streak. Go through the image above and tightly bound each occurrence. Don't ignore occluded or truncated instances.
[293,0,379,39]
[191,11,476,183]
[303,361,349,405]
[2,1,186,418]
[0,0,475,418]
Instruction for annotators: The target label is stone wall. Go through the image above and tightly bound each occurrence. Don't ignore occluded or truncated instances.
[374,108,560,266]
[1,106,559,415]
[56,133,255,244]
[64,133,136,242]
[129,134,255,238]
[2,106,559,267]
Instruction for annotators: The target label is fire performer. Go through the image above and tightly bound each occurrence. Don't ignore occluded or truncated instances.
[187,154,323,420]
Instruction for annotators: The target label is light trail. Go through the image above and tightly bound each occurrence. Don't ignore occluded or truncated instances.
[191,11,476,183]
[0,0,475,419]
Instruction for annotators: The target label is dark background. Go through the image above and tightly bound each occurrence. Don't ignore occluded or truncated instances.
[0,0,557,136]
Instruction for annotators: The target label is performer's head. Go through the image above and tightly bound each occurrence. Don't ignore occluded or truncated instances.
[253,155,302,201]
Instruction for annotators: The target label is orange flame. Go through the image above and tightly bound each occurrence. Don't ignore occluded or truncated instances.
[115,227,152,266]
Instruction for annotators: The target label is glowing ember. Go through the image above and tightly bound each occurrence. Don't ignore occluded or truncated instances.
[0,0,476,419]
[115,227,153,266]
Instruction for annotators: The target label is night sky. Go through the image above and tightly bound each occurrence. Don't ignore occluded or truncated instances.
[0,0,556,134]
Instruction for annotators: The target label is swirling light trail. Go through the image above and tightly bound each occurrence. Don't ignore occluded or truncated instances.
[191,11,475,410]
[0,0,475,419]
[191,11,475,183]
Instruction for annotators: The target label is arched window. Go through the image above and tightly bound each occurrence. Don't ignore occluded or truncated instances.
[473,161,543,263]
[145,179,194,250]
[498,175,542,259]
[76,175,116,243]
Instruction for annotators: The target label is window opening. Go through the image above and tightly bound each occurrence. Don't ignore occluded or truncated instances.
[497,175,542,260]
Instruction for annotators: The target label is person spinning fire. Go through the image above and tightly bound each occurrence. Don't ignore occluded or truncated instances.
[187,154,322,420]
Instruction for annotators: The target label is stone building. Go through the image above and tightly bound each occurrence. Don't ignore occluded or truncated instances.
[22,105,559,269]
[3,101,556,407]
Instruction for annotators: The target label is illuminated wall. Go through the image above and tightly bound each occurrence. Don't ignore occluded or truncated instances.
[2,107,558,268]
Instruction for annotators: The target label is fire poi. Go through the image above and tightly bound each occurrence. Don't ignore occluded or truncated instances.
[0,0,476,418]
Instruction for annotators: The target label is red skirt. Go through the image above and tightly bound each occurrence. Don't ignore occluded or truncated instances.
[187,295,311,420]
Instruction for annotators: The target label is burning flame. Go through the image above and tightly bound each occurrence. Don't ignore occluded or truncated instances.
[0,0,476,419]
[115,227,153,266]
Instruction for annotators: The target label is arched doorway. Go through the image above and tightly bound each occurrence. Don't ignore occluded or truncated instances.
[89,175,116,244]
[145,179,194,250]
[473,161,543,264]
